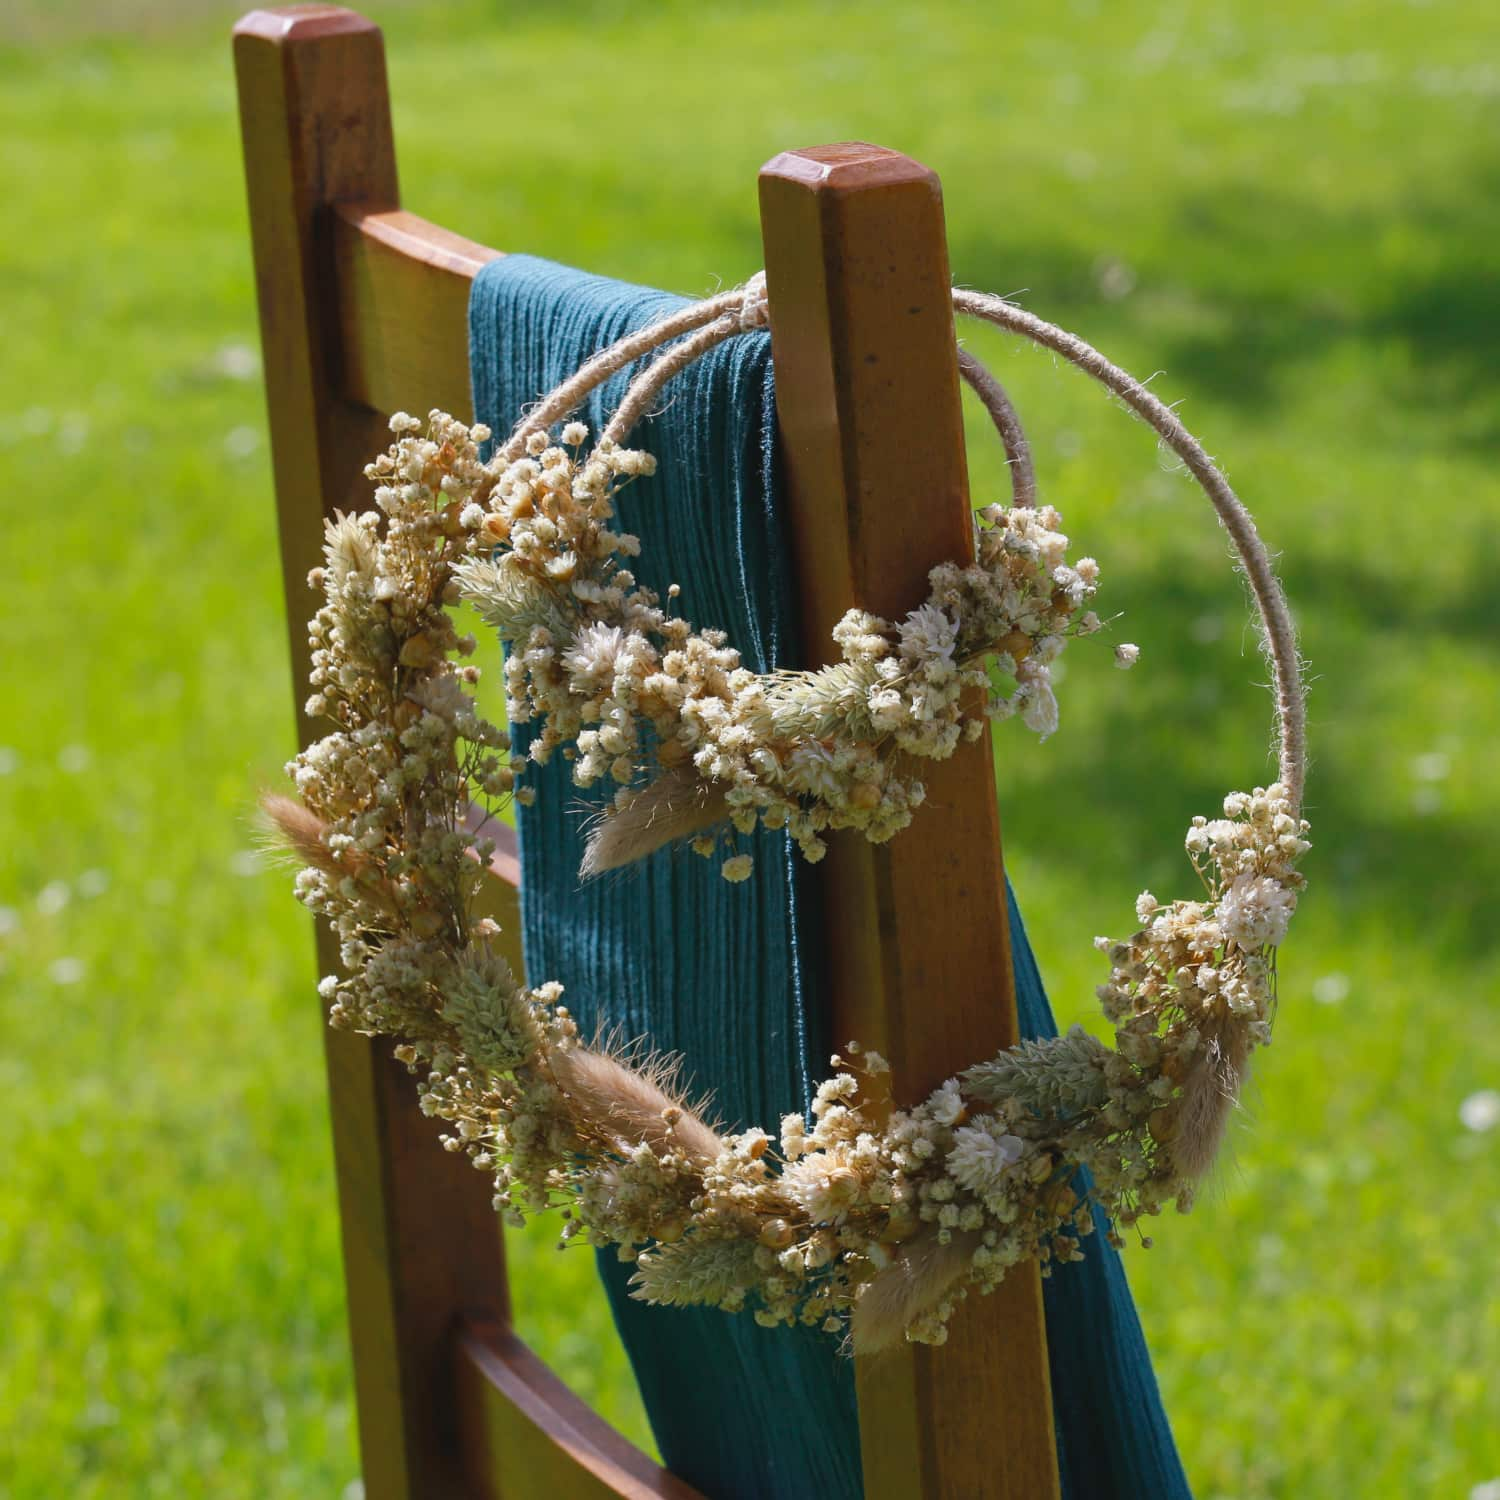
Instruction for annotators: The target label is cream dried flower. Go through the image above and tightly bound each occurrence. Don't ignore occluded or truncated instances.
[946,1123,1026,1196]
[1217,872,1298,949]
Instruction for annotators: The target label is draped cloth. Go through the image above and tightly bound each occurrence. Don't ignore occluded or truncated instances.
[469,253,1193,1500]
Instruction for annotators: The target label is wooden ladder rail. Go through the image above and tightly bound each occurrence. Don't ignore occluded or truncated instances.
[234,8,1059,1499]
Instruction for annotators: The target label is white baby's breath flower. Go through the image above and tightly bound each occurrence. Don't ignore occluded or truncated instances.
[1217,873,1297,949]
[1114,642,1140,669]
[720,854,754,883]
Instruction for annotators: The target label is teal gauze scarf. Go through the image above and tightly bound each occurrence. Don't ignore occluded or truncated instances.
[469,253,1193,1500]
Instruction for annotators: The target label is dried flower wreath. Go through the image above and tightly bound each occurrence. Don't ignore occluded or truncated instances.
[266,276,1308,1352]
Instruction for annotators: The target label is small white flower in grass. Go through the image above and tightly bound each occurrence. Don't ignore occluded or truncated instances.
[224,426,260,459]
[720,855,754,883]
[1459,1090,1500,1134]
[77,869,110,898]
[1217,872,1297,949]
[50,956,86,985]
[210,342,259,381]
[0,907,18,936]
[1411,751,1450,782]
[58,744,92,774]
[946,1123,1026,1196]
[1470,1481,1500,1500]
[1113,642,1140,669]
[1312,973,1349,1005]
[0,748,18,775]
[36,882,70,916]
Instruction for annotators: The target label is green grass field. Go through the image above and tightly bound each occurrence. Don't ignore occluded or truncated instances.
[3,2,1499,1495]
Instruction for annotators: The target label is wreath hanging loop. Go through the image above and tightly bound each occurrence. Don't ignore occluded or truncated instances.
[266,273,1309,1352]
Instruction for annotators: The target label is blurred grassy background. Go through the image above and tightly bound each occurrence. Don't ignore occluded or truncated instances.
[3,1,1499,1495]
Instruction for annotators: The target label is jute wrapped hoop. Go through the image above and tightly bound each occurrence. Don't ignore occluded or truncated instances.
[268,275,1308,1351]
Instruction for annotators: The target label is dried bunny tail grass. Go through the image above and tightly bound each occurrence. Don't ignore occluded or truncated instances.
[850,1231,981,1356]
[550,1042,724,1168]
[1169,1018,1251,1183]
[259,792,402,913]
[259,793,337,874]
[580,764,730,878]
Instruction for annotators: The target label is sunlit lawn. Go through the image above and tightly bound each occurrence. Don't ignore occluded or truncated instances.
[3,2,1499,1496]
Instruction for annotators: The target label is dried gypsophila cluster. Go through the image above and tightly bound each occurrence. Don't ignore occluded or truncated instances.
[452,419,1129,880]
[266,407,1308,1352]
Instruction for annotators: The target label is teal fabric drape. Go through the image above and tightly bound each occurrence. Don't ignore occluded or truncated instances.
[470,253,1192,1500]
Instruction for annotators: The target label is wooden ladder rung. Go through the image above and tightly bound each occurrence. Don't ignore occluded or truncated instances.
[455,1319,704,1500]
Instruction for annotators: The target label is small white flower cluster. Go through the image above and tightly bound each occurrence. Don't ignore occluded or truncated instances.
[453,419,1122,876]
[288,413,516,1035]
[270,411,1307,1354]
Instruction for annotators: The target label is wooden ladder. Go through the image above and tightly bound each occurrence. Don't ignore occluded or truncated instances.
[234,8,1059,1497]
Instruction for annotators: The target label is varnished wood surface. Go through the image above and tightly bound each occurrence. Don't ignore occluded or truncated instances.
[760,143,1062,1500]
[455,1321,705,1500]
[333,204,500,419]
[234,11,507,1497]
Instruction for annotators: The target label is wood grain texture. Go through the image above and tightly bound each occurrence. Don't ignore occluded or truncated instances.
[455,1321,705,1500]
[234,11,506,1497]
[759,143,1062,1500]
[333,204,501,418]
